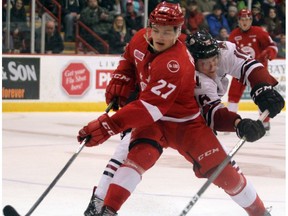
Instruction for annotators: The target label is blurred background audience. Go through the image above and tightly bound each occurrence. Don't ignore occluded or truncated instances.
[1,0,285,57]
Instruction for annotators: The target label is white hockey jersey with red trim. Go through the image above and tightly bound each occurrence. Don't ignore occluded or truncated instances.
[213,40,264,86]
[194,40,277,131]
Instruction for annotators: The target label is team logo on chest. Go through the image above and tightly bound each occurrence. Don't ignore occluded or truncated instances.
[167,60,180,73]
[235,36,242,41]
[134,49,145,61]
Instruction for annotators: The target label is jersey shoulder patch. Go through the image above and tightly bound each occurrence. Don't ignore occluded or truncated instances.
[167,60,180,73]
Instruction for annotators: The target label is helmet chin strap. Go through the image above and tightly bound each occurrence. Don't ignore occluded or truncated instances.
[144,22,158,52]
[144,29,157,52]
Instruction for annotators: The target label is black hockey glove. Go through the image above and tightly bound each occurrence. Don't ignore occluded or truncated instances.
[250,83,285,118]
[236,119,266,142]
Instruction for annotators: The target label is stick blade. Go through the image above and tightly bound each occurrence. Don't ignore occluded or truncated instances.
[3,205,21,216]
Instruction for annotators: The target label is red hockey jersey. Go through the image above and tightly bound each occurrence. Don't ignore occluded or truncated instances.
[228,26,277,66]
[110,28,200,131]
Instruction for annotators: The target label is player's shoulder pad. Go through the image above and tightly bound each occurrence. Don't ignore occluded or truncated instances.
[217,40,230,50]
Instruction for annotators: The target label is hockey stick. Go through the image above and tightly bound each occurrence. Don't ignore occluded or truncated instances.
[3,101,116,216]
[179,109,270,216]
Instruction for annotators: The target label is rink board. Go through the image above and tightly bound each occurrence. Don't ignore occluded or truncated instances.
[2,101,263,112]
[2,55,286,112]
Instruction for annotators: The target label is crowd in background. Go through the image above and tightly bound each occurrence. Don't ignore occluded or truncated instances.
[2,0,286,57]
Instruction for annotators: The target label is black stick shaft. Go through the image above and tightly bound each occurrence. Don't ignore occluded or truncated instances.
[11,101,115,216]
[25,140,86,216]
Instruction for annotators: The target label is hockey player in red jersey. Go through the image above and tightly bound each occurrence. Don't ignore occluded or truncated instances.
[226,8,278,132]
[78,2,284,216]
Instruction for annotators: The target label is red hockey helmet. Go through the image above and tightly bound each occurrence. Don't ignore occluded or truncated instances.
[149,2,184,27]
[238,9,252,19]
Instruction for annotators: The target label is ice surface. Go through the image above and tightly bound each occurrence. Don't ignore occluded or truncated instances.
[2,112,286,216]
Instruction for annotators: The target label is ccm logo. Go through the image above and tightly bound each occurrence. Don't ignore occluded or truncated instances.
[102,122,115,136]
[112,74,130,82]
[252,85,272,100]
[198,148,220,161]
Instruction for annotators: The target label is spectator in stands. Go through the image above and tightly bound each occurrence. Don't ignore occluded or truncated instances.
[216,27,229,40]
[264,7,283,42]
[276,34,285,58]
[10,0,27,25]
[10,0,29,34]
[80,0,113,38]
[108,14,132,54]
[44,20,64,53]
[98,0,122,15]
[11,26,25,53]
[62,0,85,42]
[121,0,144,14]
[124,0,144,36]
[80,0,114,37]
[185,0,207,34]
[6,0,27,53]
[195,0,216,16]
[251,1,266,27]
[206,4,230,37]
[216,0,230,16]
[79,0,113,53]
[226,5,238,30]
[262,0,279,17]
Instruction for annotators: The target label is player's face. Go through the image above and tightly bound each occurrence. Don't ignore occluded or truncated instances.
[196,55,219,79]
[151,25,179,52]
[238,17,252,31]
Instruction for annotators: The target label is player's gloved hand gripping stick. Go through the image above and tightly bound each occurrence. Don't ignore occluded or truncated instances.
[3,101,116,216]
[179,109,270,216]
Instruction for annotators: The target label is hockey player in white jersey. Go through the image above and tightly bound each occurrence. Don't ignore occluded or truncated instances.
[186,30,284,136]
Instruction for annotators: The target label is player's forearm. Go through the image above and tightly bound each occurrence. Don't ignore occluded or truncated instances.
[213,108,241,132]
[247,66,278,88]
